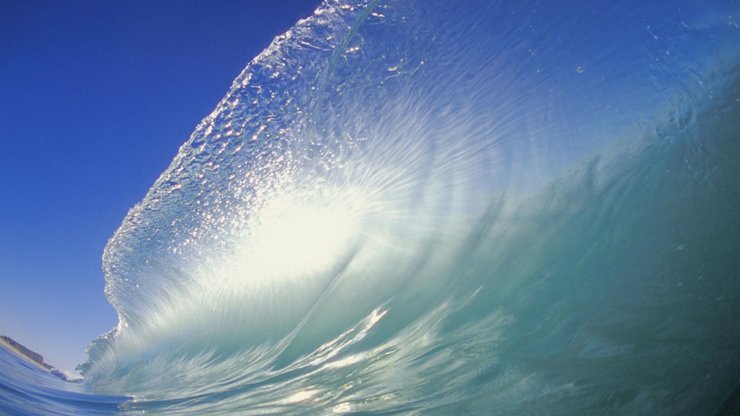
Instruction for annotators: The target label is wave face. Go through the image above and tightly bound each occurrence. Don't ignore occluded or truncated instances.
[75,0,740,414]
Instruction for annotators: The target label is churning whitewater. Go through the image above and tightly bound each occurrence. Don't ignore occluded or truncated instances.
[3,0,740,415]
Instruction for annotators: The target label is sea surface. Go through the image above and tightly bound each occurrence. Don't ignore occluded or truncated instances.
[2,0,740,415]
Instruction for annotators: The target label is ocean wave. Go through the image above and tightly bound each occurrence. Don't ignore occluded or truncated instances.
[75,0,740,414]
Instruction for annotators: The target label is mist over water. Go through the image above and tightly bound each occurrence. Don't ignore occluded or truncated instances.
[2,0,740,414]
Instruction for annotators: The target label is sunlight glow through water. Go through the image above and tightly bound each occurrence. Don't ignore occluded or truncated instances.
[238,192,361,281]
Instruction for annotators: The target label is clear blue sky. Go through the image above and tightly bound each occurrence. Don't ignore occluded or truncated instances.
[0,0,320,374]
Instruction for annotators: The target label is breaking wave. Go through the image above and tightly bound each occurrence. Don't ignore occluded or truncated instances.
[75,0,740,414]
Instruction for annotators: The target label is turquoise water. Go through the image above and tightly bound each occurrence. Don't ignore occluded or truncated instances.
[3,0,740,414]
